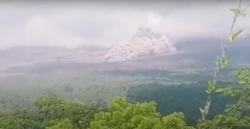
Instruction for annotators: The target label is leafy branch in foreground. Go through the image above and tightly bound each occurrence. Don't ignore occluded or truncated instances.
[197,0,248,128]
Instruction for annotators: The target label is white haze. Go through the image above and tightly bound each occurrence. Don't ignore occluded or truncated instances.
[0,1,249,49]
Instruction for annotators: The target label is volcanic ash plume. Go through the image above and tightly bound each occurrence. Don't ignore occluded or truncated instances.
[104,27,177,62]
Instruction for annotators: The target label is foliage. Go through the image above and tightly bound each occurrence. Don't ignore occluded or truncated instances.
[198,114,250,129]
[46,119,75,129]
[198,0,250,128]
[33,96,100,128]
[0,96,100,129]
[197,69,250,129]
[89,96,194,129]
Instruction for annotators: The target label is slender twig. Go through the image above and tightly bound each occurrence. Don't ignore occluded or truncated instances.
[227,51,237,60]
[243,3,250,11]
[198,0,243,127]
[214,0,241,80]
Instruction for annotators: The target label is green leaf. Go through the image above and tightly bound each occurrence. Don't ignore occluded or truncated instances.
[219,54,227,68]
[224,106,231,113]
[230,8,246,17]
[215,88,225,93]
[238,80,246,85]
[228,30,243,42]
[242,12,246,17]
[206,81,215,93]
[215,86,237,97]
[230,9,242,15]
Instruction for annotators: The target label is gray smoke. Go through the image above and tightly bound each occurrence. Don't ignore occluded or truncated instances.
[104,27,177,62]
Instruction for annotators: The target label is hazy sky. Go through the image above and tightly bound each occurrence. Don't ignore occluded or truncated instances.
[0,1,249,49]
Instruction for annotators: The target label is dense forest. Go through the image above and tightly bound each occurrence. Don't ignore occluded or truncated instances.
[1,1,250,129]
[0,66,249,129]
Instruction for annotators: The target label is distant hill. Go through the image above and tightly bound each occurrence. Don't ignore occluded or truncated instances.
[0,45,109,70]
[0,29,249,76]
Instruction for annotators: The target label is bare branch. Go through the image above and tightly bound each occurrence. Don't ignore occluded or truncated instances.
[243,3,250,11]
[220,34,225,52]
[228,0,242,36]
[228,51,237,59]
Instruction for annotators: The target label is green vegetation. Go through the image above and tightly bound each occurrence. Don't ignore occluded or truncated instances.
[1,1,250,129]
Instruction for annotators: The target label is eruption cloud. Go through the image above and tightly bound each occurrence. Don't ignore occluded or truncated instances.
[104,27,177,62]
